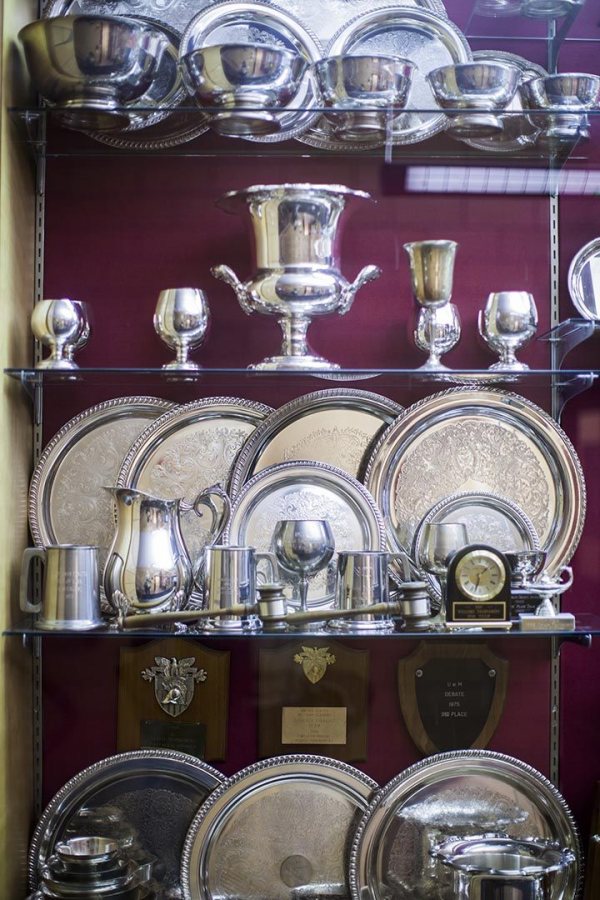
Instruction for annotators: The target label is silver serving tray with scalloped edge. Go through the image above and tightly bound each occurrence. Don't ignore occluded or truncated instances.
[349,749,582,900]
[28,749,225,892]
[568,237,600,321]
[181,754,378,900]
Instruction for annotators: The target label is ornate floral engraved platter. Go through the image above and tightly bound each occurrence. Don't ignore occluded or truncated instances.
[29,749,224,892]
[229,389,404,495]
[117,396,273,565]
[412,490,541,603]
[28,396,175,580]
[349,749,582,900]
[181,754,378,900]
[364,388,586,581]
[224,460,386,608]
[568,237,600,320]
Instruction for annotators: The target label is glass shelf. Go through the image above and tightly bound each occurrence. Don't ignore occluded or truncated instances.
[539,317,599,366]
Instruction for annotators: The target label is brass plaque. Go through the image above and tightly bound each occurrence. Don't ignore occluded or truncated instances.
[118,638,230,760]
[398,642,508,756]
[259,640,368,761]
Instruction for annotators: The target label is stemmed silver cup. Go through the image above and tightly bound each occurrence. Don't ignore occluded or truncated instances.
[419,521,469,624]
[154,287,210,370]
[273,519,335,615]
[31,298,89,369]
[404,240,461,370]
[478,291,538,371]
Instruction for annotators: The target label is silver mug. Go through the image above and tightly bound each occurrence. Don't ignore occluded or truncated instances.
[200,545,277,630]
[331,551,399,632]
[20,544,102,631]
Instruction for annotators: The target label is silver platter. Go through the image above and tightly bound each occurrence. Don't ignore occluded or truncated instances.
[568,237,600,320]
[229,389,404,495]
[29,749,224,892]
[180,0,323,144]
[28,396,175,582]
[117,396,273,565]
[460,50,547,154]
[349,749,582,900]
[224,460,386,608]
[181,754,378,900]
[300,4,471,151]
[364,387,586,581]
[412,490,541,605]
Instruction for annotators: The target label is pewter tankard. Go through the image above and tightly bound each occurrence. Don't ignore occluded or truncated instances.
[103,485,230,615]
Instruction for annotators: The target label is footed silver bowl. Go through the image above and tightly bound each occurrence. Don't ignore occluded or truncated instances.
[19,14,168,132]
[521,72,600,145]
[427,62,521,138]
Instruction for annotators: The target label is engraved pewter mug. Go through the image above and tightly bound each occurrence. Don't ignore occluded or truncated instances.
[331,550,397,632]
[200,545,278,631]
[20,544,102,631]
[212,183,381,370]
[103,485,230,615]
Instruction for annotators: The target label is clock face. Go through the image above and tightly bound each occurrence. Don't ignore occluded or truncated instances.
[454,549,507,601]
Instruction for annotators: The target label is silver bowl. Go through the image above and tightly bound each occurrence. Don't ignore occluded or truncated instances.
[19,15,168,132]
[312,54,413,140]
[179,42,308,136]
[521,72,600,145]
[521,0,584,18]
[427,62,521,138]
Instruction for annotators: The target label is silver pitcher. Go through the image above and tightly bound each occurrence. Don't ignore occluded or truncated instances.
[212,183,381,370]
[103,485,230,615]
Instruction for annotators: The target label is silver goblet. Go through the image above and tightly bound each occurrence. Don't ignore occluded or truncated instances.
[419,521,469,624]
[404,240,458,309]
[273,519,335,615]
[478,291,538,371]
[414,302,461,371]
[31,299,88,369]
[154,287,210,370]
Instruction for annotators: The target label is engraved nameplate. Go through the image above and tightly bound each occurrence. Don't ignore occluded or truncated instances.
[281,707,347,745]
[140,720,206,758]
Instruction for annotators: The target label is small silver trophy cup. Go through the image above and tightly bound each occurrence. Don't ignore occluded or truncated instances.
[31,298,89,369]
[154,287,210,370]
[478,291,538,371]
[404,240,461,370]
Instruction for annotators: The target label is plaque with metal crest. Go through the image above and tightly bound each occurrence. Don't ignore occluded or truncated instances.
[117,638,229,760]
[398,642,508,756]
[258,640,368,761]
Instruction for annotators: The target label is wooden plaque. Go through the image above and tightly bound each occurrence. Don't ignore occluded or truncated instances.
[259,640,368,761]
[117,639,230,761]
[398,642,508,757]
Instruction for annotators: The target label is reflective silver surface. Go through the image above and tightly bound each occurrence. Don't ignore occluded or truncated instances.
[200,544,277,629]
[427,62,520,138]
[20,544,102,631]
[521,73,600,145]
[404,240,458,308]
[331,550,395,632]
[213,184,379,370]
[31,299,88,370]
[181,755,378,900]
[478,291,538,371]
[224,460,386,609]
[20,14,168,131]
[568,237,600,320]
[349,750,582,900]
[154,287,210,370]
[414,302,461,370]
[274,519,335,614]
[521,0,585,18]
[29,750,225,893]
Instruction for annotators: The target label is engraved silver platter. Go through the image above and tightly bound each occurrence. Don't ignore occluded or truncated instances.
[180,0,323,143]
[300,5,471,151]
[229,389,404,495]
[224,460,386,608]
[181,754,378,900]
[28,749,225,892]
[28,396,175,581]
[568,237,600,320]
[117,396,273,564]
[364,388,586,581]
[349,749,582,900]
[461,51,547,154]
[412,490,541,604]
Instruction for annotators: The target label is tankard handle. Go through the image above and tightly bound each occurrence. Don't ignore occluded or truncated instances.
[20,546,46,613]
[255,551,278,585]
[181,483,231,546]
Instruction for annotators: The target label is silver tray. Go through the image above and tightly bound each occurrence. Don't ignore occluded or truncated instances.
[181,754,378,900]
[300,5,471,151]
[461,50,547,154]
[180,0,323,144]
[224,460,386,608]
[349,749,582,900]
[229,389,404,495]
[364,388,586,581]
[28,396,175,580]
[568,237,600,320]
[29,749,225,892]
[412,490,541,604]
[117,396,273,564]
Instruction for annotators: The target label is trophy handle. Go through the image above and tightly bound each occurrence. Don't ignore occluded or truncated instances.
[211,264,253,315]
[20,546,46,613]
[338,265,381,315]
[183,483,231,546]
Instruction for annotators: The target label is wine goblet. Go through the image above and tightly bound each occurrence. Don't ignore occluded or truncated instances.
[414,302,461,370]
[272,519,335,614]
[419,522,469,623]
[154,287,210,370]
[31,299,88,369]
[478,291,538,371]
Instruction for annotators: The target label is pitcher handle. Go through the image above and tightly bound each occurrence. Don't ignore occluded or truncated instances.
[20,547,46,613]
[182,483,231,546]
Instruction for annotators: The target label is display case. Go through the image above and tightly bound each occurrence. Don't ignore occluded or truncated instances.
[2,0,600,896]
